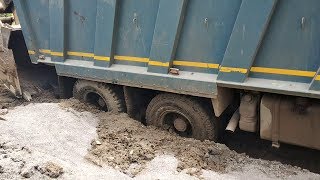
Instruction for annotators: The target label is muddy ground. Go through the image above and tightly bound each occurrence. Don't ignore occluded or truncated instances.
[0,86,320,179]
[62,99,320,179]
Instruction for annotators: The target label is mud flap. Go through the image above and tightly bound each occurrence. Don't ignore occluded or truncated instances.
[0,23,24,99]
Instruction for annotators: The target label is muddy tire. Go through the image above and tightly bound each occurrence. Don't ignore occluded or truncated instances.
[73,80,125,113]
[146,93,218,141]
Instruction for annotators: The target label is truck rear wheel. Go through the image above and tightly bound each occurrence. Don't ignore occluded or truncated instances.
[73,80,125,113]
[146,94,218,141]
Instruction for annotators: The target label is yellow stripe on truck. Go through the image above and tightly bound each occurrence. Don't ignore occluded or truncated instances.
[39,49,64,57]
[67,51,94,58]
[114,55,150,63]
[30,49,320,79]
[250,67,316,77]
[220,67,248,74]
[50,51,64,57]
[39,49,51,54]
[28,50,35,55]
[149,61,170,67]
[173,60,219,69]
[93,55,110,61]
[219,66,317,78]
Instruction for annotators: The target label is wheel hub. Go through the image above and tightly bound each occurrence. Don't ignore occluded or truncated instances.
[97,97,106,107]
[173,118,188,132]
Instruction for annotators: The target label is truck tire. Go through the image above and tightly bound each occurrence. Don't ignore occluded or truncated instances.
[146,93,218,141]
[73,80,125,113]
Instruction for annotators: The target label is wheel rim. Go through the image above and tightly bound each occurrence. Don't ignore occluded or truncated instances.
[161,111,193,137]
[173,117,188,132]
[84,91,109,111]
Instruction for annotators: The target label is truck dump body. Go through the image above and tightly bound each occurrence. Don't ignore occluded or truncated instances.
[13,0,320,99]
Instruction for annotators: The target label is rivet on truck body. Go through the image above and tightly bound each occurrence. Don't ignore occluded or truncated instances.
[204,17,209,29]
[301,17,306,29]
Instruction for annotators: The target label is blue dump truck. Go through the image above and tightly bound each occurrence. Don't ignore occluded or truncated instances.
[1,0,319,150]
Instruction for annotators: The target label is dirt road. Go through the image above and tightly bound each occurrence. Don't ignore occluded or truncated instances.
[0,89,319,179]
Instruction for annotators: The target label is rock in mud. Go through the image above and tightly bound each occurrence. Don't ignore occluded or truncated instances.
[126,163,142,177]
[20,166,34,178]
[95,140,102,145]
[0,108,8,115]
[184,168,201,176]
[38,162,64,178]
[0,165,4,173]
